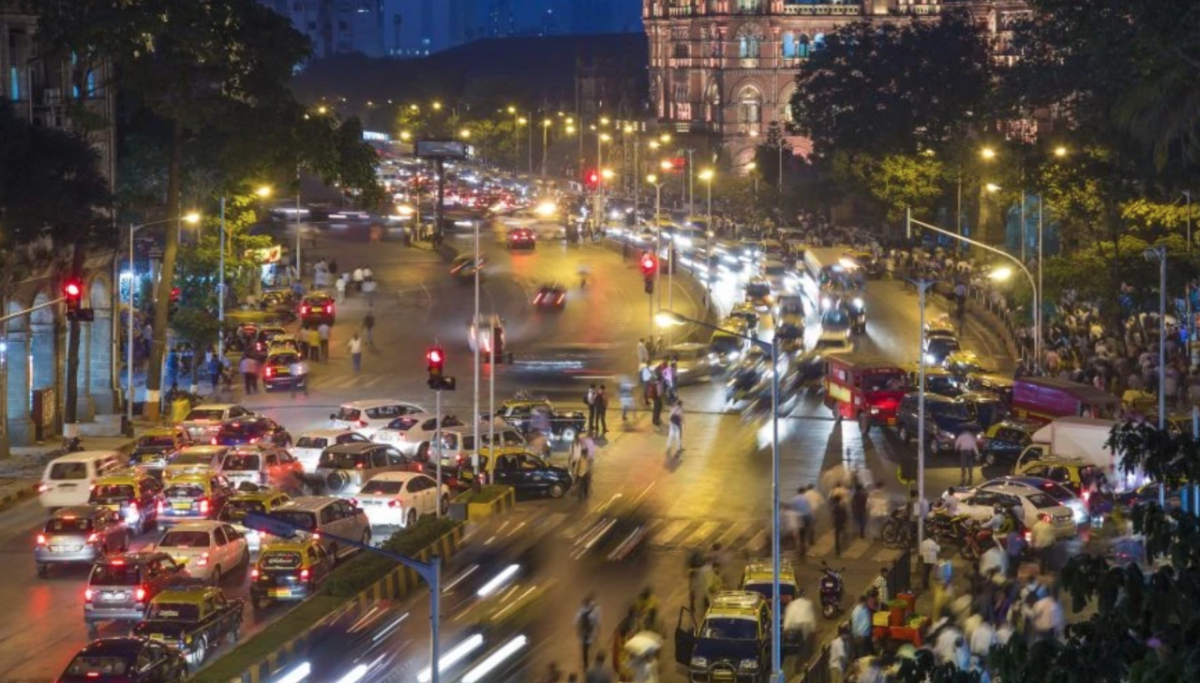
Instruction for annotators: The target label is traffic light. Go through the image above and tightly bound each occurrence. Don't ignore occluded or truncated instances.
[64,279,82,313]
[640,253,657,277]
[644,275,654,294]
[426,346,456,390]
[584,169,599,188]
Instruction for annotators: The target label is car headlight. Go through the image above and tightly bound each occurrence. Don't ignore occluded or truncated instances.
[822,297,831,309]
[938,429,956,442]
[729,352,740,361]
[1069,502,1088,524]
[853,297,864,308]
[869,407,880,414]
[924,353,937,364]
[739,658,760,670]
[690,656,708,669]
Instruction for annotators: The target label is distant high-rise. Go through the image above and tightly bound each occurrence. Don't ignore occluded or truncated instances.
[259,0,384,58]
[482,0,515,38]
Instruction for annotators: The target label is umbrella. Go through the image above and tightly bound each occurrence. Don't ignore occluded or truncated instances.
[624,631,663,657]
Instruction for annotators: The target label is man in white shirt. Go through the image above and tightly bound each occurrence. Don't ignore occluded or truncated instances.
[828,627,849,683]
[954,429,980,485]
[920,536,941,588]
[970,618,996,659]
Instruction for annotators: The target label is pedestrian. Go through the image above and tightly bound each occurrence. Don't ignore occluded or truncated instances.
[317,322,331,362]
[362,275,376,306]
[328,259,338,277]
[850,595,873,658]
[239,354,257,395]
[289,354,310,397]
[208,354,222,392]
[639,363,653,405]
[920,535,942,589]
[576,595,601,673]
[871,567,889,606]
[595,385,609,434]
[297,325,310,359]
[306,327,321,362]
[619,379,635,422]
[347,332,363,373]
[334,276,346,302]
[831,494,848,557]
[828,625,849,683]
[585,384,598,433]
[637,338,649,366]
[851,484,868,539]
[954,429,980,486]
[352,266,364,292]
[867,482,889,540]
[803,485,824,546]
[363,311,376,350]
[569,445,592,499]
[649,379,663,426]
[1030,515,1056,572]
[665,401,684,458]
[584,653,613,683]
[792,487,813,560]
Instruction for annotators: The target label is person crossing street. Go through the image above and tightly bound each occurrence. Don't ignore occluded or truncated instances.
[347,332,363,373]
[363,311,376,350]
[955,429,981,485]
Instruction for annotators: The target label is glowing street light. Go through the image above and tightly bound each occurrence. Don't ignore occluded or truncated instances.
[400,131,412,142]
[660,133,672,143]
[316,106,328,115]
[985,183,1002,193]
[460,129,472,139]
[1054,146,1068,158]
[432,101,443,111]
[600,168,615,180]
[506,105,516,114]
[980,147,996,160]
[255,186,272,198]
[660,159,673,171]
[182,212,201,225]
[988,266,1014,281]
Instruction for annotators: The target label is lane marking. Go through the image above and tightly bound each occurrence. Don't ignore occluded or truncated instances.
[652,519,694,547]
[841,538,871,560]
[681,521,722,549]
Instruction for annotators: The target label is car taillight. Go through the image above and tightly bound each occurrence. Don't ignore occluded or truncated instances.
[1039,514,1050,522]
[388,499,403,508]
[197,552,210,567]
[311,532,320,540]
[301,305,309,314]
[87,533,100,544]
[37,483,50,493]
[157,500,164,515]
[357,420,367,428]
[128,501,138,512]
[350,498,359,507]
[265,367,274,378]
[199,499,210,515]
[556,294,564,304]
[135,587,147,602]
[84,588,94,602]
[300,569,310,580]
[251,568,260,579]
[211,437,218,445]
[1024,531,1032,543]
[325,304,332,314]
[1082,491,1091,503]
[36,534,46,545]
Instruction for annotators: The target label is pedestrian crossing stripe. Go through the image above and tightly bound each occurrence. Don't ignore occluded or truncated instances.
[655,519,694,547]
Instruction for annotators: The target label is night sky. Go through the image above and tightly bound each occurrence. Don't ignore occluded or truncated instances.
[515,0,644,34]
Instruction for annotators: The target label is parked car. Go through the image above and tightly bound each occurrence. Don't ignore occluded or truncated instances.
[250,537,333,609]
[35,506,131,577]
[299,292,336,326]
[978,419,1039,466]
[262,350,305,392]
[129,428,192,472]
[163,446,228,478]
[217,489,293,551]
[952,482,1077,537]
[159,472,236,526]
[493,397,586,444]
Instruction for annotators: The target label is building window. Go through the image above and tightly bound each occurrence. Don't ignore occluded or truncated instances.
[738,0,761,11]
[737,26,762,59]
[737,87,761,124]
[9,68,19,101]
[673,42,690,58]
[797,34,811,58]
[813,33,827,51]
[781,32,796,58]
[674,83,689,102]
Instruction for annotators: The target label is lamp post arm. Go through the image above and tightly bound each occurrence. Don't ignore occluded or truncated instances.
[659,310,773,352]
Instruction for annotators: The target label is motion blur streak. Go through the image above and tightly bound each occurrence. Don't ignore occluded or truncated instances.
[275,662,312,683]
[417,633,485,682]
[462,636,528,683]
[476,564,520,597]
[334,664,368,683]
[347,605,388,633]
[371,612,409,642]
[443,564,480,592]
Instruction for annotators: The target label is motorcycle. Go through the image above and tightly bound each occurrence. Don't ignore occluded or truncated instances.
[63,436,84,453]
[819,561,846,619]
[880,508,912,548]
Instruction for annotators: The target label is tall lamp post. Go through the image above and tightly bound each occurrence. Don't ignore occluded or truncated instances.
[699,168,715,281]
[1145,245,1168,505]
[126,212,200,427]
[657,310,783,683]
[646,174,664,336]
[541,119,552,178]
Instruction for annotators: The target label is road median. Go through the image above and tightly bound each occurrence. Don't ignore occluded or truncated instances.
[196,517,465,683]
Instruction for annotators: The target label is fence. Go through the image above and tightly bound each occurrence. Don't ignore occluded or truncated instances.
[794,549,912,683]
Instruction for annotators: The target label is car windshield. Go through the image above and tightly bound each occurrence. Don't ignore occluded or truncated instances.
[385,417,420,431]
[928,338,960,353]
[164,484,206,498]
[711,335,742,354]
[927,376,958,393]
[863,373,905,392]
[269,354,299,366]
[335,408,362,421]
[89,485,136,504]
[46,517,93,533]
[295,436,329,449]
[260,551,303,570]
[930,402,973,420]
[65,656,129,677]
[1034,483,1074,502]
[221,499,268,519]
[186,409,225,421]
[361,479,405,495]
[744,581,796,600]
[822,310,850,328]
[319,451,368,469]
[272,511,317,531]
[1026,492,1060,509]
[49,462,89,480]
[745,283,770,297]
[146,602,201,620]
[138,435,176,448]
[173,452,213,466]
[221,422,263,436]
[88,564,140,585]
[815,339,848,351]
[223,454,261,471]
[763,264,788,276]
[130,452,166,464]
[160,531,211,548]
[700,616,758,640]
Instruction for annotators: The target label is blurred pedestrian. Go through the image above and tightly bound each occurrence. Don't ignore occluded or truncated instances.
[595,385,609,434]
[1030,515,1056,572]
[289,355,310,397]
[585,653,612,683]
[239,355,257,395]
[317,322,331,362]
[649,378,663,426]
[665,401,684,458]
[867,482,889,540]
[586,384,598,433]
[352,266,364,292]
[637,338,649,366]
[955,429,980,485]
[829,625,849,683]
[619,379,635,422]
[831,495,848,557]
[850,595,873,658]
[570,445,592,499]
[334,276,346,302]
[576,595,601,673]
[851,484,868,539]
[803,485,824,546]
[363,311,376,350]
[347,332,362,373]
[306,327,321,362]
[920,535,941,589]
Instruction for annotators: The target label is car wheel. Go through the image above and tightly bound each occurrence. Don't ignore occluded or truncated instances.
[240,547,251,570]
[417,442,430,462]
[210,566,222,587]
[561,427,577,444]
[548,483,565,499]
[440,495,449,516]
[406,509,418,527]
[36,564,48,579]
[899,425,911,444]
[191,636,208,668]
[983,451,996,467]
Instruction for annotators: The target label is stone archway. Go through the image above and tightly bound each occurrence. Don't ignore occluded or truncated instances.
[4,301,31,445]
[30,292,56,439]
[84,277,115,416]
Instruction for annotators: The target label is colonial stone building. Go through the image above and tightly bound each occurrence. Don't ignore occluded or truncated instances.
[643,0,1029,169]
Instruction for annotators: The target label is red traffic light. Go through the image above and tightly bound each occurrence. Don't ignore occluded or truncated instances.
[427,348,443,364]
[64,281,82,298]
[584,169,599,186]
[640,253,657,275]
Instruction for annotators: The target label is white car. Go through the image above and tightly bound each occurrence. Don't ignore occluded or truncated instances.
[370,413,434,454]
[953,482,1077,538]
[290,429,372,472]
[355,472,450,528]
[153,521,250,584]
[330,400,427,439]
[179,404,254,441]
[813,330,855,355]
[981,476,1090,527]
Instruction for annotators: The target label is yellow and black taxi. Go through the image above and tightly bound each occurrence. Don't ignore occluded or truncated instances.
[163,445,229,478]
[979,419,1039,467]
[250,538,332,609]
[739,558,799,608]
[1014,456,1103,498]
[675,591,771,682]
[905,363,965,398]
[88,468,164,535]
[57,637,189,682]
[262,349,306,392]
[129,427,192,472]
[217,489,292,551]
[159,472,235,526]
[132,585,244,668]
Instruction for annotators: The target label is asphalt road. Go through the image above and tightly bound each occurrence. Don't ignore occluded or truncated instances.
[0,210,1016,682]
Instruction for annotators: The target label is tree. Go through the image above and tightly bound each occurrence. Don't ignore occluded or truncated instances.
[0,102,111,425]
[35,0,310,417]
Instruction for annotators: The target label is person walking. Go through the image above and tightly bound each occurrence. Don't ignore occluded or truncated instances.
[576,595,601,674]
[585,384,598,434]
[352,266,364,292]
[334,276,346,302]
[637,338,649,366]
[803,485,824,546]
[347,332,363,373]
[595,385,609,434]
[618,379,635,422]
[920,535,942,589]
[850,594,874,658]
[363,311,376,350]
[306,326,321,362]
[828,625,850,683]
[792,487,813,561]
[649,377,663,426]
[289,354,310,397]
[955,429,980,486]
[831,494,848,557]
[639,363,653,405]
[569,444,592,499]
[584,653,613,683]
[317,322,331,362]
[208,354,223,393]
[239,355,257,395]
[665,401,684,457]
[867,482,890,540]
[851,484,869,539]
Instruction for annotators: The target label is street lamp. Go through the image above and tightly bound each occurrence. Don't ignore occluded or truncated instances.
[1053,146,1068,158]
[127,212,200,426]
[1144,245,1168,505]
[646,174,663,333]
[541,119,552,177]
[400,131,412,142]
[460,129,471,139]
[432,101,442,111]
[598,133,611,173]
[980,147,996,160]
[657,310,783,683]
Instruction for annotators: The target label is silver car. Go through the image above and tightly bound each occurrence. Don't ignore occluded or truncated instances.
[663,343,715,386]
[35,505,130,578]
[312,443,417,497]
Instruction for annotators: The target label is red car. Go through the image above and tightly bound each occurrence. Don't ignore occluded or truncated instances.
[507,228,536,250]
[533,283,567,309]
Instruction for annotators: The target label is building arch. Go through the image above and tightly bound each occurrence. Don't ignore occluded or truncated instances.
[29,292,55,404]
[85,276,114,414]
[735,84,763,125]
[778,82,798,123]
[5,301,30,443]
[781,32,797,59]
[735,24,763,59]
[797,34,811,58]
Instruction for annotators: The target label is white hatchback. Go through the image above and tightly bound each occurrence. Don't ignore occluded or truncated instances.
[330,400,427,439]
[954,483,1077,538]
[153,521,250,584]
[355,472,449,529]
[290,429,372,472]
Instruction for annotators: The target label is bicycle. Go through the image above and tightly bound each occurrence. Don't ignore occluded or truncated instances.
[880,508,913,549]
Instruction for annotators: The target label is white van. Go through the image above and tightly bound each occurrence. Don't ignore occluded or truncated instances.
[39,451,126,509]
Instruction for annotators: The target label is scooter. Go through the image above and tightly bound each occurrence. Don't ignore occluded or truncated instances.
[819,561,846,618]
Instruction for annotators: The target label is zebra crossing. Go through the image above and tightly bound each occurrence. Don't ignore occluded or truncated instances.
[531,510,903,564]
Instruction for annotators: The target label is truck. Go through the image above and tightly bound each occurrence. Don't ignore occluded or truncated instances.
[1015,416,1123,485]
[1011,376,1120,424]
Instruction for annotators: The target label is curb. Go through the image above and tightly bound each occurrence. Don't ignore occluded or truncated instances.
[462,486,516,521]
[0,484,38,513]
[220,525,466,683]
